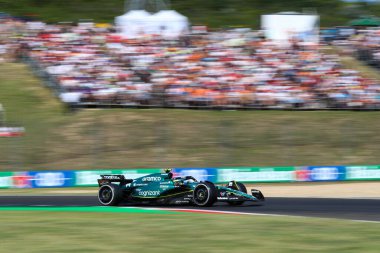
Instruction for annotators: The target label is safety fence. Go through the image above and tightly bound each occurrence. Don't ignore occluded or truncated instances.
[20,54,64,97]
[1,165,380,188]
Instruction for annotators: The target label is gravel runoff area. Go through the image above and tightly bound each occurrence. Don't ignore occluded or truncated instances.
[246,181,380,199]
[1,182,379,199]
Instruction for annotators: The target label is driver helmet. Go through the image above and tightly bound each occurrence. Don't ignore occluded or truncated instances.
[164,168,173,179]
[164,168,172,173]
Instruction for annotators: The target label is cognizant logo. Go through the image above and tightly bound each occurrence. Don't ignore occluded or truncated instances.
[138,190,160,197]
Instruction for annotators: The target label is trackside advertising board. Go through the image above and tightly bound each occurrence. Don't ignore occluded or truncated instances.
[216,167,295,183]
[75,170,116,186]
[1,165,380,188]
[308,166,345,181]
[295,166,346,182]
[29,171,74,188]
[173,168,217,182]
[12,172,32,188]
[346,165,380,180]
[0,172,13,188]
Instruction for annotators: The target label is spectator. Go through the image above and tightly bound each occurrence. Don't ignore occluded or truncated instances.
[2,19,379,109]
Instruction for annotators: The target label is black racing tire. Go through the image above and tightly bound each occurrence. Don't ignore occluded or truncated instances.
[226,181,247,206]
[98,184,123,206]
[193,182,217,207]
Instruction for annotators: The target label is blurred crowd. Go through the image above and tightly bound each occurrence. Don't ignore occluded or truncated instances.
[339,29,380,70]
[1,17,380,109]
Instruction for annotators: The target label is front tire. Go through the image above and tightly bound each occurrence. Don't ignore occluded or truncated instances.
[98,184,122,206]
[193,182,217,207]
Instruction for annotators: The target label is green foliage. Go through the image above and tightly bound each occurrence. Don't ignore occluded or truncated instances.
[0,0,376,27]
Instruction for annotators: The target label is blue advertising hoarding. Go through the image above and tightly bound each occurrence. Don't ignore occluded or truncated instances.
[29,171,75,188]
[173,168,217,182]
[307,166,346,181]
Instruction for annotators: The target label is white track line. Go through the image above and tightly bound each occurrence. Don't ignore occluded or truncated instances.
[29,205,54,207]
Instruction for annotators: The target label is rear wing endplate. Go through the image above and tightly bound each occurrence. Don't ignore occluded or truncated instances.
[97,175,133,186]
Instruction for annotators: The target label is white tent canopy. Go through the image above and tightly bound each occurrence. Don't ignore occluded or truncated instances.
[261,12,319,45]
[115,10,152,38]
[115,10,189,38]
[148,10,189,37]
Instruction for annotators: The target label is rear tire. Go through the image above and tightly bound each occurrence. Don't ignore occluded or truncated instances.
[98,184,122,206]
[226,181,246,206]
[193,182,217,207]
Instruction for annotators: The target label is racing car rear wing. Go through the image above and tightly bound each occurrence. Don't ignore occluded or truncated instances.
[98,175,133,187]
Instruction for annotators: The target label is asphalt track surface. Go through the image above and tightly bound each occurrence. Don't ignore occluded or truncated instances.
[0,196,379,221]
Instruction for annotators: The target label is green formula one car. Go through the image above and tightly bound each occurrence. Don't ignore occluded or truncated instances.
[97,170,265,207]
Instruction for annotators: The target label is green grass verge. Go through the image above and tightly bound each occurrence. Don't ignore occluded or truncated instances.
[0,210,379,253]
[1,62,380,170]
[0,187,97,195]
